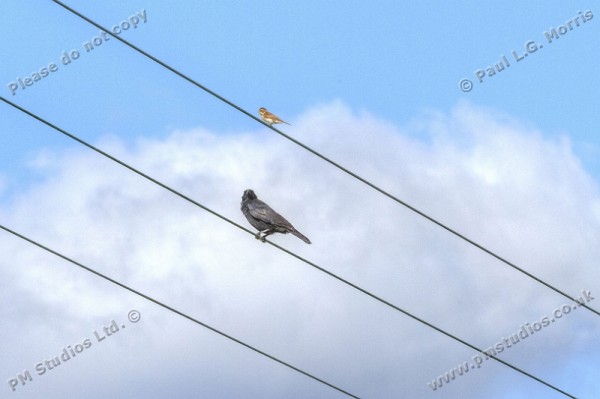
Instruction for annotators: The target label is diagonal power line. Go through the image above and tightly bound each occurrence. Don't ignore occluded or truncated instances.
[0,224,361,399]
[0,97,577,398]
[50,0,600,320]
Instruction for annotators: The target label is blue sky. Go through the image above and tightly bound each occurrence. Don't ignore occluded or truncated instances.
[1,1,599,399]
[2,0,599,194]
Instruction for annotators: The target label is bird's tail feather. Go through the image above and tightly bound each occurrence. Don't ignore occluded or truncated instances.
[290,228,311,244]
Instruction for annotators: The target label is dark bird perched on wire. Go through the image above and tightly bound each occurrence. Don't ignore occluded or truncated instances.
[241,189,311,244]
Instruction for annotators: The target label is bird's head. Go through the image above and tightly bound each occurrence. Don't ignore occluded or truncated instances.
[242,189,257,201]
[258,107,266,115]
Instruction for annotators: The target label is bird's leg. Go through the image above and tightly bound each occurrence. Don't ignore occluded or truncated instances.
[258,229,274,242]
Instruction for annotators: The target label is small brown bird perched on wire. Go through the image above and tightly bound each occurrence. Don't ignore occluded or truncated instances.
[241,189,311,244]
[258,107,291,126]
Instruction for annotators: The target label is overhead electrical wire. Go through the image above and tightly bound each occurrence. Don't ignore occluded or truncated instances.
[0,224,361,399]
[49,0,600,320]
[0,97,576,398]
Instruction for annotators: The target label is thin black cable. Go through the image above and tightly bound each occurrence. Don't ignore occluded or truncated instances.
[0,224,361,399]
[0,98,576,398]
[49,0,600,320]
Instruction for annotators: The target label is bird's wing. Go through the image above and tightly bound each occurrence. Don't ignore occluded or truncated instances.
[246,201,271,221]
[271,213,293,229]
[247,200,293,227]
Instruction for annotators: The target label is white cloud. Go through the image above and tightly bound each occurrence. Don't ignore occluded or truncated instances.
[1,101,598,399]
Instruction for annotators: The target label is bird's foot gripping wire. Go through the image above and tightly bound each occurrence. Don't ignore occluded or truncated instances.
[255,230,272,243]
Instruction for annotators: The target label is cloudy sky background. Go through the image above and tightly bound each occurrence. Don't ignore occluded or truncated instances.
[1,1,599,398]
